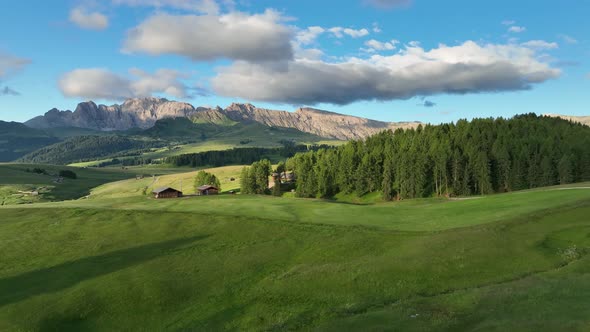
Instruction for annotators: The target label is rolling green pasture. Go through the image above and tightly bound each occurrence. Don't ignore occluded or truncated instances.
[89,165,244,197]
[0,164,136,204]
[0,169,589,330]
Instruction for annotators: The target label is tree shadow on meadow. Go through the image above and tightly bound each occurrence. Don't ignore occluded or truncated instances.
[0,235,210,308]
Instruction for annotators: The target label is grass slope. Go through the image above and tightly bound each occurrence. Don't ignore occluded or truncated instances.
[89,165,244,197]
[0,179,589,330]
[75,176,590,231]
[0,164,137,204]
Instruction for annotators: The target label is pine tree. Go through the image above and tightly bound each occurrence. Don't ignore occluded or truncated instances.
[558,154,574,185]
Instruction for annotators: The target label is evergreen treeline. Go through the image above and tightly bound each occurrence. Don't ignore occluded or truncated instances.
[287,114,590,199]
[165,145,330,168]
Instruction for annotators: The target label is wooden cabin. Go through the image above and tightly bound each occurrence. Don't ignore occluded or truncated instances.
[197,185,219,196]
[152,187,183,199]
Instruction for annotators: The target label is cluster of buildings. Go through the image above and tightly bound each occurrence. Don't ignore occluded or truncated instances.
[152,185,219,199]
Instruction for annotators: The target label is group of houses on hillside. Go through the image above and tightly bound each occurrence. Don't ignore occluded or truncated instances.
[152,185,219,199]
[152,171,295,199]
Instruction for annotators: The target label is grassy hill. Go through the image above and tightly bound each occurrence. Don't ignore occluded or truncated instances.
[89,165,244,198]
[0,163,140,205]
[0,176,589,330]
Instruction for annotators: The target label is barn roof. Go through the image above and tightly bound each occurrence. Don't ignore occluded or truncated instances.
[152,187,181,194]
[197,185,219,191]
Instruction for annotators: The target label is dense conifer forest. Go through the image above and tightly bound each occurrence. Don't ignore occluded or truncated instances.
[165,144,329,168]
[286,114,590,199]
[18,136,164,165]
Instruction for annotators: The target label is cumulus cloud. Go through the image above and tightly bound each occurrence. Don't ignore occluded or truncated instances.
[508,26,526,33]
[211,41,561,105]
[123,10,294,62]
[59,68,196,100]
[521,40,558,50]
[501,20,516,26]
[1,86,20,96]
[364,0,412,9]
[113,0,222,15]
[364,39,399,52]
[69,7,109,30]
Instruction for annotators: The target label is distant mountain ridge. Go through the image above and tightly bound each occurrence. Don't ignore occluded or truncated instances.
[25,98,196,131]
[24,98,421,140]
[545,114,590,127]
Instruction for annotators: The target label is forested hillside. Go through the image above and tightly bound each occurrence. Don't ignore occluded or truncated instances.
[288,114,590,199]
[0,121,60,161]
[165,144,329,168]
[18,136,165,165]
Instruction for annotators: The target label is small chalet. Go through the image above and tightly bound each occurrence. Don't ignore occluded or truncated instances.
[197,185,219,196]
[152,187,183,199]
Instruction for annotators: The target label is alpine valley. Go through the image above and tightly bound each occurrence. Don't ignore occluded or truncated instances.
[1,97,421,164]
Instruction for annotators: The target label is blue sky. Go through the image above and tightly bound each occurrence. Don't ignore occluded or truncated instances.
[0,0,588,123]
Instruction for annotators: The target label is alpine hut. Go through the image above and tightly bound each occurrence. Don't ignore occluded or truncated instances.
[196,185,219,196]
[152,187,183,199]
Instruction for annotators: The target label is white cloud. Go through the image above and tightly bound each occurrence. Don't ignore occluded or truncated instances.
[296,26,325,45]
[211,40,560,105]
[69,7,109,30]
[508,26,526,33]
[372,23,382,33]
[0,52,30,97]
[59,68,195,100]
[123,9,294,62]
[364,0,412,9]
[328,27,369,38]
[344,28,370,38]
[0,52,30,79]
[364,39,399,52]
[521,40,558,50]
[501,20,515,26]
[113,0,221,15]
[558,34,578,44]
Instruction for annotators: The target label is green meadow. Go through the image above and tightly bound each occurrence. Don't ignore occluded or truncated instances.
[1,164,590,330]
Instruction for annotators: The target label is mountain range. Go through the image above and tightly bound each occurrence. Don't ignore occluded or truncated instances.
[24,98,421,141]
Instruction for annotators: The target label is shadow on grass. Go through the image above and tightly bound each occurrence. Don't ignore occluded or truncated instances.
[0,235,209,308]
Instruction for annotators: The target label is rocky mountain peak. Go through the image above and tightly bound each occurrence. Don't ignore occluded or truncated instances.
[25,97,197,131]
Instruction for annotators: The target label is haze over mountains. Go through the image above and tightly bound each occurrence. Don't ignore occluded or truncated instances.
[24,98,420,140]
